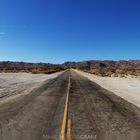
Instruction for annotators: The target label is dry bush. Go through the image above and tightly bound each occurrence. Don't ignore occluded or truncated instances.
[31,68,40,74]
[87,68,140,77]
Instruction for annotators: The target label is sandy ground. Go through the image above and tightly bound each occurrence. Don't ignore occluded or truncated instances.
[0,72,63,104]
[74,69,140,108]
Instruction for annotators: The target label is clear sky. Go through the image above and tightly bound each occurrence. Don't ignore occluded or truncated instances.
[0,0,140,64]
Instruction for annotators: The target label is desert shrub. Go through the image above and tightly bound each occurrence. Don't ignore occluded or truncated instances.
[31,68,40,74]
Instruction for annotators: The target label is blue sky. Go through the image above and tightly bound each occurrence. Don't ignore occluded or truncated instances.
[0,0,140,64]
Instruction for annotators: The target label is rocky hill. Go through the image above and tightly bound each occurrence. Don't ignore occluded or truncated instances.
[0,61,64,74]
[63,60,140,77]
[63,60,140,69]
[0,60,140,76]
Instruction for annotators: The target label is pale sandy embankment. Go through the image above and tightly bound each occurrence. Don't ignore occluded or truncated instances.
[0,71,63,104]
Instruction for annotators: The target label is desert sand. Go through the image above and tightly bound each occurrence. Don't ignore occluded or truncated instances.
[0,72,63,104]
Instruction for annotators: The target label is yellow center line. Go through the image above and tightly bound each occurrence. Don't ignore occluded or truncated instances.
[60,74,71,140]
[67,116,71,140]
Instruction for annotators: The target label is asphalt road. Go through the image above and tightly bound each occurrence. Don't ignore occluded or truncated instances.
[0,70,140,140]
[69,70,140,140]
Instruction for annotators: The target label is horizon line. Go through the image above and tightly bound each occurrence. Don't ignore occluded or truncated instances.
[0,59,140,65]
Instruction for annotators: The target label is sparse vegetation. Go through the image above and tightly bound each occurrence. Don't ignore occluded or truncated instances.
[80,68,140,77]
[0,60,140,76]
[0,61,66,74]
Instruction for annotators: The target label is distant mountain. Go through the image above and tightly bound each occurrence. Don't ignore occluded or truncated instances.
[62,60,140,70]
[0,61,63,74]
[62,60,140,77]
[0,61,54,68]
[0,60,140,75]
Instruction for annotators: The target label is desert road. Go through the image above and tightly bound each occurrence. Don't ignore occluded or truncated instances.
[0,70,140,140]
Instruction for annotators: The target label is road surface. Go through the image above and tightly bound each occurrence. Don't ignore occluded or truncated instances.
[0,70,140,140]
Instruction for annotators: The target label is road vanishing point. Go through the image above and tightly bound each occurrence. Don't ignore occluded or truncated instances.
[0,69,140,140]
